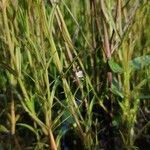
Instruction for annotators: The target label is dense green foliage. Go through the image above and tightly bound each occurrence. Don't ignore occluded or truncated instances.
[0,0,150,149]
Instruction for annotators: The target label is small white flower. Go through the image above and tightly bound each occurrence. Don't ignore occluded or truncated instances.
[75,70,83,78]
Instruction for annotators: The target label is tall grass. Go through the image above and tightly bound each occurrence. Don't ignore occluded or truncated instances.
[0,0,150,149]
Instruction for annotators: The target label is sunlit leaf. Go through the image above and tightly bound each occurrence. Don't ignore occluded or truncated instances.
[26,96,36,114]
[0,124,9,133]
[108,59,123,73]
[0,61,18,77]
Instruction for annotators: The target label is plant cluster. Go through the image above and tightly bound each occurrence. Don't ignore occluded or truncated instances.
[0,0,150,149]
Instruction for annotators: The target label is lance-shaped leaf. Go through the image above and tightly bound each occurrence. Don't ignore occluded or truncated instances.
[0,61,18,77]
[108,59,123,73]
[111,78,124,98]
[0,124,9,133]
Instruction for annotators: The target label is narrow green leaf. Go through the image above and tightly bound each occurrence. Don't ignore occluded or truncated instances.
[20,99,48,135]
[111,78,124,98]
[108,59,123,73]
[0,62,18,77]
[26,96,35,114]
[0,124,9,133]
[17,123,37,135]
